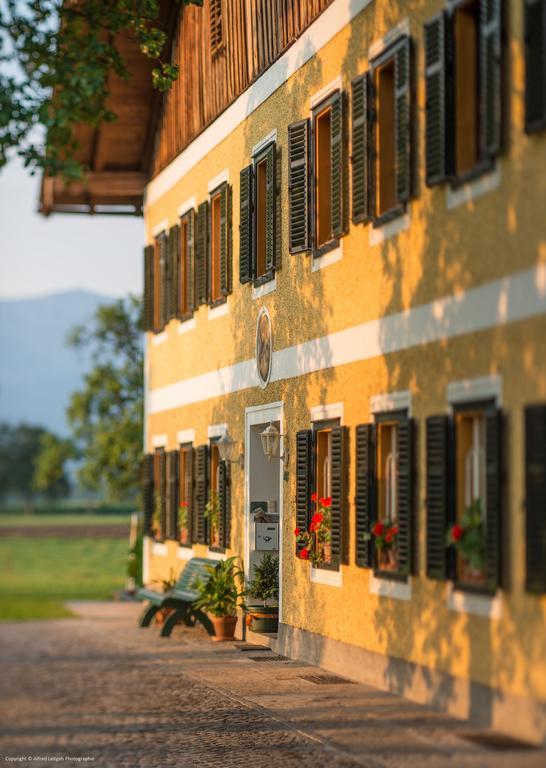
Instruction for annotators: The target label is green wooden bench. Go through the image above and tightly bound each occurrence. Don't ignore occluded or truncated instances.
[137,557,214,638]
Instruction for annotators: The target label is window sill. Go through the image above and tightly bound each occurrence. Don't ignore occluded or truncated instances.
[370,574,412,601]
[310,566,343,587]
[208,300,229,320]
[178,317,196,335]
[252,276,276,300]
[177,545,194,561]
[311,242,343,272]
[152,331,167,346]
[369,211,410,246]
[447,583,502,619]
[206,549,227,561]
[446,162,500,211]
[152,542,168,556]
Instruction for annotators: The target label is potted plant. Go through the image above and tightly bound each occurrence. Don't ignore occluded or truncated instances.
[150,570,177,624]
[365,520,399,570]
[204,490,221,548]
[193,557,245,641]
[293,494,332,567]
[178,501,190,545]
[246,554,279,633]
[446,499,485,584]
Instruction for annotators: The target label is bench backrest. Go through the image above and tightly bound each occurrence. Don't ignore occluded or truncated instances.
[175,557,214,593]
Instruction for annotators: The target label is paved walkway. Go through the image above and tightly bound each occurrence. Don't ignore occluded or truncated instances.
[0,602,544,768]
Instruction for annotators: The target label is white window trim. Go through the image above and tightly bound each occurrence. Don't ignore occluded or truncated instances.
[177,196,196,218]
[208,301,229,320]
[151,434,168,449]
[311,242,343,272]
[177,429,195,445]
[369,212,411,247]
[177,546,194,561]
[151,219,169,239]
[252,129,278,157]
[447,375,502,408]
[446,163,501,211]
[369,18,410,60]
[310,75,342,109]
[207,423,227,439]
[152,331,167,346]
[208,169,229,193]
[311,402,344,423]
[371,390,412,417]
[252,277,277,300]
[370,574,412,601]
[152,542,168,557]
[178,317,196,334]
[447,583,503,619]
[310,566,343,587]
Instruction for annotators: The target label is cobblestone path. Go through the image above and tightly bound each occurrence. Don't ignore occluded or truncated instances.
[0,603,544,768]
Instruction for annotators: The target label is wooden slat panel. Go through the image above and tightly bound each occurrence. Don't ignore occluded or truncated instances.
[151,0,335,177]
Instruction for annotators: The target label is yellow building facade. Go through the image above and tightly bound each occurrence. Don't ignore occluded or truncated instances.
[140,0,546,744]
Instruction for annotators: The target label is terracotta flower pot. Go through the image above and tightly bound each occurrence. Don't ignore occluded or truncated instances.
[210,615,238,642]
[378,548,397,571]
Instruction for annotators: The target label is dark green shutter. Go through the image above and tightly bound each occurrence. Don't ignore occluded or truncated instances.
[485,408,502,592]
[296,429,312,556]
[218,460,231,549]
[525,404,546,592]
[288,119,310,253]
[264,142,277,272]
[330,426,348,566]
[351,73,370,223]
[524,0,546,133]
[425,14,447,186]
[158,449,167,541]
[183,209,195,315]
[355,424,375,567]
[166,449,179,540]
[397,416,413,575]
[195,201,209,306]
[479,0,502,157]
[169,224,180,320]
[426,415,450,579]
[239,164,254,284]
[184,446,194,543]
[194,444,209,544]
[394,36,411,204]
[158,232,168,329]
[220,183,231,296]
[368,74,377,219]
[143,245,154,332]
[142,453,154,535]
[330,91,345,239]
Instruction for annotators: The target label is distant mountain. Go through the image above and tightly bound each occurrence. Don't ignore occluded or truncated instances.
[0,290,112,435]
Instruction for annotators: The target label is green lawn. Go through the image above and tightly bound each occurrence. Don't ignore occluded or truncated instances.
[0,537,129,620]
[0,514,131,527]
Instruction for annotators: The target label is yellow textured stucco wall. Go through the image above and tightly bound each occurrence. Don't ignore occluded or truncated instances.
[143,0,546,714]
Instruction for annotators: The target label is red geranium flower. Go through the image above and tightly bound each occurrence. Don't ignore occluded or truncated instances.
[390,525,399,535]
[179,501,188,508]
[294,527,301,536]
[311,492,318,503]
[385,531,393,543]
[451,524,464,542]
[311,512,324,525]
[322,496,332,507]
[300,548,310,560]
[372,521,384,537]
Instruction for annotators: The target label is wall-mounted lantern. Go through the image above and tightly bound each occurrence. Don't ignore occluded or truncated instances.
[217,431,244,468]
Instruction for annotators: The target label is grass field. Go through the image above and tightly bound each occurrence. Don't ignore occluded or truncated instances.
[0,514,131,527]
[0,518,130,620]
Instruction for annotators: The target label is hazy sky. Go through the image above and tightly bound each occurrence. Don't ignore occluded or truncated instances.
[0,157,144,300]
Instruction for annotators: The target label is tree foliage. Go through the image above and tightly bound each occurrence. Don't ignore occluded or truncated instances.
[66,294,143,500]
[0,0,202,178]
[0,422,46,501]
[32,431,73,499]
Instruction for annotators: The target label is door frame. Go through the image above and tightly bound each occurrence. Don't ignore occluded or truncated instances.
[244,401,285,622]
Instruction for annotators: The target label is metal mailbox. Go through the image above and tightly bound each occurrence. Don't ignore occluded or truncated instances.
[255,522,279,551]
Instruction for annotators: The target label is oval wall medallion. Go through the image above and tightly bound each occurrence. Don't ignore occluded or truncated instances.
[255,307,273,389]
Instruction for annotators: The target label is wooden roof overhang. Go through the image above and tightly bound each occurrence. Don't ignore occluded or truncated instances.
[39,13,172,217]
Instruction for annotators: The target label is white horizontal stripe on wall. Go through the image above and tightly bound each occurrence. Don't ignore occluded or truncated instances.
[145,0,374,209]
[149,264,546,414]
